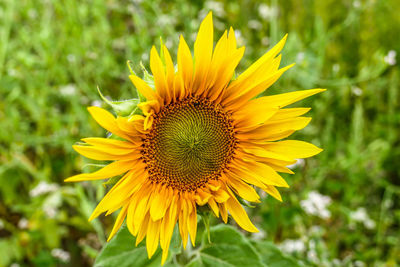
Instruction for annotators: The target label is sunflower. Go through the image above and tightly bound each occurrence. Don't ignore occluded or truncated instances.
[66,12,324,264]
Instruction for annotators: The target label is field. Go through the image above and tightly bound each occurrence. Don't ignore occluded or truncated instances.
[0,0,399,266]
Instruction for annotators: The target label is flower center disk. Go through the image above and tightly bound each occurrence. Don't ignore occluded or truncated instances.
[142,97,236,191]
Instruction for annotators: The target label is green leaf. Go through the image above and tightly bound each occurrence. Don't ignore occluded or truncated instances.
[251,241,303,267]
[140,61,155,91]
[187,224,266,267]
[97,86,140,116]
[94,225,180,267]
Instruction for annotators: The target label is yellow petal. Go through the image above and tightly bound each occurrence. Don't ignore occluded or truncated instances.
[238,159,290,188]
[219,202,228,223]
[178,198,189,249]
[269,108,311,121]
[136,213,150,246]
[227,166,266,190]
[161,196,179,264]
[226,192,258,233]
[80,140,136,155]
[240,145,293,162]
[150,186,169,221]
[126,199,136,236]
[72,145,141,161]
[256,88,326,109]
[262,140,323,159]
[233,34,287,86]
[227,27,237,51]
[65,159,136,182]
[89,171,141,221]
[233,106,278,129]
[150,46,170,104]
[187,202,197,247]
[222,34,288,104]
[144,114,154,130]
[129,74,161,102]
[162,45,175,103]
[177,35,193,93]
[263,162,295,174]
[208,198,220,217]
[212,188,230,203]
[174,70,185,102]
[138,100,159,116]
[236,117,311,141]
[209,47,245,102]
[226,175,260,203]
[146,218,161,258]
[87,107,135,141]
[193,12,213,95]
[207,179,221,191]
[195,188,212,205]
[82,137,137,149]
[205,30,228,97]
[133,186,153,233]
[107,205,128,241]
[264,185,283,202]
[225,64,295,111]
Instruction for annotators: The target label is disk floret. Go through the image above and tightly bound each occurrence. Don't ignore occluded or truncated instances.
[142,96,236,192]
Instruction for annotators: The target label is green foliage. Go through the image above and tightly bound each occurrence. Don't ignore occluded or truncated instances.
[95,224,300,267]
[1,0,400,266]
[94,226,168,267]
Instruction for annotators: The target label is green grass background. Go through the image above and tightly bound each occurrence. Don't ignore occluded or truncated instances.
[0,0,399,266]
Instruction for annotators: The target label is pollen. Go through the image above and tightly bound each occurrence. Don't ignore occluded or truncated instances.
[142,97,237,191]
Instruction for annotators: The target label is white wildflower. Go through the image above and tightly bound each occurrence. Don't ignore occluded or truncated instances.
[280,239,306,254]
[261,36,270,46]
[43,205,58,218]
[91,100,102,107]
[384,50,396,65]
[258,4,277,20]
[332,259,342,266]
[307,250,318,262]
[350,207,376,229]
[28,9,38,19]
[18,218,29,229]
[10,264,20,267]
[309,225,323,235]
[67,54,76,63]
[30,181,59,197]
[59,84,77,96]
[296,52,305,63]
[351,86,363,96]
[287,158,305,170]
[205,1,225,17]
[300,191,331,219]
[248,20,262,30]
[141,52,149,61]
[165,39,173,49]
[251,228,266,240]
[354,260,366,267]
[234,30,244,46]
[51,248,71,263]
[157,14,175,26]
[86,51,98,59]
[353,0,361,8]
[8,69,18,77]
[332,64,340,73]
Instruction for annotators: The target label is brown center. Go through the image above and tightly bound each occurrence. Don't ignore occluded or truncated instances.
[141,97,236,191]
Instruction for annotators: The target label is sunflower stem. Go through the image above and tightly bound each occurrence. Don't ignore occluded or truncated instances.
[202,212,211,244]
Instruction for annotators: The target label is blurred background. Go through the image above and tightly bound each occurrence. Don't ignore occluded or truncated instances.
[1,0,399,266]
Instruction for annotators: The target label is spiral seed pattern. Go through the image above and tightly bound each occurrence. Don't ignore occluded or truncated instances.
[142,97,236,192]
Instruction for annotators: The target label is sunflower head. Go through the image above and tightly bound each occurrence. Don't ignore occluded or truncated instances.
[66,12,324,265]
